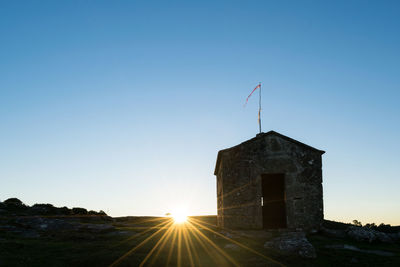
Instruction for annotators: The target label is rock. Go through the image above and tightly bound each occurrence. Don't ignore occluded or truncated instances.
[346,226,394,243]
[264,232,316,258]
[347,226,376,242]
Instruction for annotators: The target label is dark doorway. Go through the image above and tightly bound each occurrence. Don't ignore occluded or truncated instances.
[261,173,287,229]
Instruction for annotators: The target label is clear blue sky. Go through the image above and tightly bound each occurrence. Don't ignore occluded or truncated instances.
[1,1,399,225]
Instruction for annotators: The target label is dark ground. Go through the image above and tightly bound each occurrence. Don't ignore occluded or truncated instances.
[1,215,400,267]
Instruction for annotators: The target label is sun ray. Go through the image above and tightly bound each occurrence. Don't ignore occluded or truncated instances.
[189,218,285,267]
[186,221,240,267]
[188,222,239,266]
[149,224,177,265]
[111,218,172,249]
[182,226,195,267]
[182,225,200,266]
[116,216,170,225]
[139,223,176,267]
[185,229,201,266]
[187,224,214,255]
[189,216,240,235]
[109,220,174,267]
[165,224,178,267]
[217,201,258,211]
[106,213,284,267]
[186,223,223,266]
[177,226,182,267]
[114,217,172,233]
[86,219,172,263]
[219,181,252,198]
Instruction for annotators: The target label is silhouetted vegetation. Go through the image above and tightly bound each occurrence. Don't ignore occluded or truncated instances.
[0,198,106,217]
[72,207,88,215]
[323,219,400,234]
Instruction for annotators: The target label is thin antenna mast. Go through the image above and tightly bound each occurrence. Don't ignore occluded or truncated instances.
[258,82,262,133]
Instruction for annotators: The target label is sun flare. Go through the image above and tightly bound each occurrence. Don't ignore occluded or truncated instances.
[173,213,188,223]
[167,208,188,224]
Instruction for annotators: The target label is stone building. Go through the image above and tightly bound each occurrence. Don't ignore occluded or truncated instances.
[214,131,324,230]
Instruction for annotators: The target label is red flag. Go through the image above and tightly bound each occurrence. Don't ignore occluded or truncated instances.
[244,84,261,106]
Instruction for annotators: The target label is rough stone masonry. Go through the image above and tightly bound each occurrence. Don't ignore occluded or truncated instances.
[214,131,325,231]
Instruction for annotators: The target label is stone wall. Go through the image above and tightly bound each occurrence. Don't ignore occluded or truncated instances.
[215,131,324,231]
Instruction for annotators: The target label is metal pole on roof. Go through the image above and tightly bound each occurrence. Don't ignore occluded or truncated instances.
[258,82,262,133]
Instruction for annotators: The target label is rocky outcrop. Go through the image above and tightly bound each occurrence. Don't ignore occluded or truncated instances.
[346,226,399,243]
[0,198,114,239]
[320,224,400,244]
[263,232,316,258]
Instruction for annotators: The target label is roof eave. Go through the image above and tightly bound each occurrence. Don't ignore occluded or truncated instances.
[214,131,325,176]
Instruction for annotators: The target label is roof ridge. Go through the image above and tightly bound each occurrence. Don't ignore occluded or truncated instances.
[214,130,325,175]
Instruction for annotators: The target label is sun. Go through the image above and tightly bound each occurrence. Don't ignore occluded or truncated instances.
[173,213,188,223]
[168,208,188,224]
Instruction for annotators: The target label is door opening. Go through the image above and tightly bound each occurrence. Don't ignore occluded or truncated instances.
[261,173,287,229]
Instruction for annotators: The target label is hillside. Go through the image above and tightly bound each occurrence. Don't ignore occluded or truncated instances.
[0,199,399,266]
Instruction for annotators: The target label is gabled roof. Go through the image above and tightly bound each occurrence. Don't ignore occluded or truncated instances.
[214,130,325,175]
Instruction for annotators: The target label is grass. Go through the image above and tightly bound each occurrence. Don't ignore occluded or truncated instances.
[1,216,399,266]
